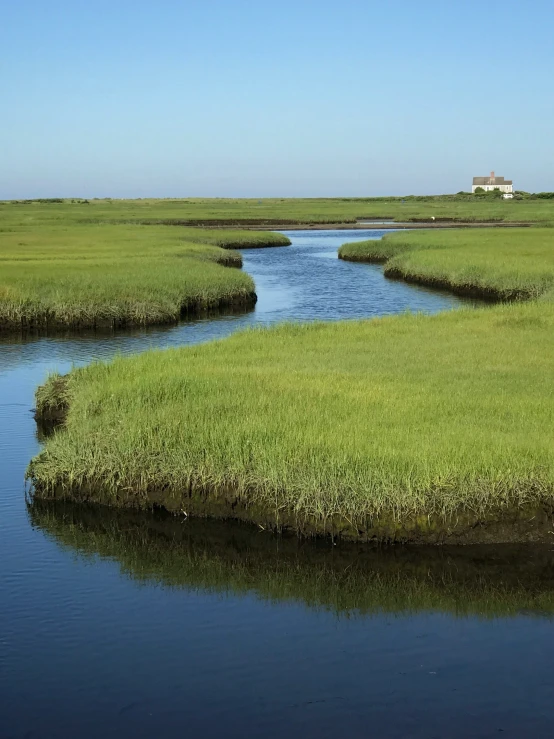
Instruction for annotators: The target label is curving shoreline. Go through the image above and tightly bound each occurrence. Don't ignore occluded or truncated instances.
[26,227,554,545]
[29,308,554,543]
[338,227,554,303]
[29,381,554,546]
[0,228,290,334]
[29,500,554,616]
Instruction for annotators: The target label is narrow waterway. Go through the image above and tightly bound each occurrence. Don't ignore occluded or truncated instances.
[1,230,553,738]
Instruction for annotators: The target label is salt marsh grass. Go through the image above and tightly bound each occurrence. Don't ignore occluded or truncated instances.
[29,302,554,539]
[2,196,554,228]
[0,224,290,330]
[339,228,554,301]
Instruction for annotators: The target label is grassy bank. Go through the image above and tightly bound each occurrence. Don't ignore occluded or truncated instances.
[29,299,554,542]
[2,196,554,228]
[339,228,554,301]
[0,225,290,331]
[29,502,554,619]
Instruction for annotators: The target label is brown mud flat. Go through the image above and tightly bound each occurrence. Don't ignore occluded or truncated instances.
[86,218,311,232]
[0,291,257,336]
[88,218,535,231]
[250,221,534,232]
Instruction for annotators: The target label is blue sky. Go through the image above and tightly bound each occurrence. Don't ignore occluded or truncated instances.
[2,0,553,198]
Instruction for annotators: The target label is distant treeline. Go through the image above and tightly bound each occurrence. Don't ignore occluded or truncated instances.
[2,193,553,205]
[5,198,90,204]
[376,192,554,202]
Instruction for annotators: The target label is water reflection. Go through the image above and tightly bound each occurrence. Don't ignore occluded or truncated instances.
[5,230,544,739]
[30,501,554,620]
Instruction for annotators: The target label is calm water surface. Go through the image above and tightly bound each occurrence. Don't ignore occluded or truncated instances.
[1,230,554,738]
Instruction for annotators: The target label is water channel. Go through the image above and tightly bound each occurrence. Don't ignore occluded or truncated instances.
[2,230,554,738]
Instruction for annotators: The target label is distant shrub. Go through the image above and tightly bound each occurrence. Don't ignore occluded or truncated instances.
[9,198,64,205]
[474,189,503,200]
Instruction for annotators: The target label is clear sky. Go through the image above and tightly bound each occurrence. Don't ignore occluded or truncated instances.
[2,0,553,198]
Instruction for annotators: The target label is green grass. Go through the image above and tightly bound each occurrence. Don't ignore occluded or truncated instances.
[338,235,410,263]
[0,224,290,331]
[339,228,554,301]
[29,300,554,541]
[29,503,554,619]
[2,196,554,229]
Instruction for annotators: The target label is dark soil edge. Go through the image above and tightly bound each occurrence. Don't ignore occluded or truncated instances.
[383,267,530,302]
[339,249,533,303]
[27,472,554,545]
[338,252,388,264]
[30,383,554,547]
[78,218,536,231]
[0,290,257,335]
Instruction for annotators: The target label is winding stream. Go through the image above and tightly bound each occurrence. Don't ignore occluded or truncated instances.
[1,230,553,738]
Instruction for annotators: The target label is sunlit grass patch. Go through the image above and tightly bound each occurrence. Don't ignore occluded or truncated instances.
[0,225,290,331]
[28,302,554,540]
[339,228,554,301]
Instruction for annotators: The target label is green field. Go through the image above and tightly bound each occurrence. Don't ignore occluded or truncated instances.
[2,195,554,228]
[22,215,554,543]
[339,228,554,300]
[339,228,554,301]
[30,503,554,618]
[0,224,290,331]
[29,296,554,542]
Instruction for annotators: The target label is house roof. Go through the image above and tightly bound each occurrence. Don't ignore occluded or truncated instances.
[473,176,513,185]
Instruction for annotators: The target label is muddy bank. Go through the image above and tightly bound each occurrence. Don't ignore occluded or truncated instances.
[93,218,535,231]
[338,256,529,302]
[383,268,527,302]
[0,291,257,336]
[338,252,389,264]
[28,436,554,544]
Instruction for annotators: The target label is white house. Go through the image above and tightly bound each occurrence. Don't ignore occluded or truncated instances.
[472,171,514,197]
